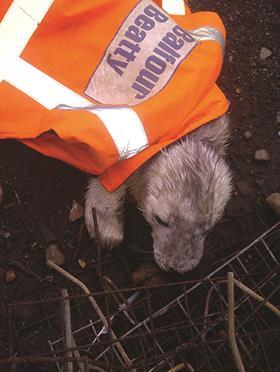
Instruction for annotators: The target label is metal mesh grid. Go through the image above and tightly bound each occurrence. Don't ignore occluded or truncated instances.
[0,221,279,371]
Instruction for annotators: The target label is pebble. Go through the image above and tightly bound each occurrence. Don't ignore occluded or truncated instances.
[259,47,272,60]
[244,130,253,139]
[31,241,37,248]
[5,270,16,283]
[229,55,233,63]
[3,232,11,239]
[235,87,241,94]
[78,258,86,269]
[255,149,270,161]
[45,243,65,265]
[266,193,280,214]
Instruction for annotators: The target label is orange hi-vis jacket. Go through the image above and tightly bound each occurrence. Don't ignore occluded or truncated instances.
[0,0,229,191]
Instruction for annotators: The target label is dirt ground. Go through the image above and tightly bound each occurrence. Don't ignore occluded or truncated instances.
[0,0,279,370]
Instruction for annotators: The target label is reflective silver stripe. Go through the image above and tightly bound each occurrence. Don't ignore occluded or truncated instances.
[89,106,148,159]
[188,27,225,55]
[162,0,186,15]
[6,59,89,110]
[161,2,225,53]
[0,0,54,82]
[57,104,149,159]
[5,58,148,160]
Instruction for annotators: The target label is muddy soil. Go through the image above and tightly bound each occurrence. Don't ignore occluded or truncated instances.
[0,0,279,369]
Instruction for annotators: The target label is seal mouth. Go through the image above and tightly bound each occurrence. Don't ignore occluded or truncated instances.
[154,253,171,272]
[154,253,198,274]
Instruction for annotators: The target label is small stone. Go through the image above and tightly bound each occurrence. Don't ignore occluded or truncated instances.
[244,130,253,139]
[3,232,11,239]
[266,193,280,214]
[5,270,16,283]
[69,200,84,222]
[78,258,86,269]
[255,149,270,161]
[277,112,280,124]
[259,47,272,60]
[229,55,233,63]
[235,88,241,94]
[45,243,65,265]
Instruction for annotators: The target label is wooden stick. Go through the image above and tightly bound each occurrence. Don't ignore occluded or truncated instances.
[168,362,194,372]
[47,260,134,370]
[71,335,85,372]
[60,288,73,372]
[92,208,102,279]
[227,272,245,372]
[202,279,227,340]
[204,274,280,341]
[234,278,280,318]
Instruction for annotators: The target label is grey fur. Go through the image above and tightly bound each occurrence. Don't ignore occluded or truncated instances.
[85,114,232,273]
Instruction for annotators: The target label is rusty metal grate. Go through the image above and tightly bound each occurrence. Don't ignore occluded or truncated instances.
[0,221,279,371]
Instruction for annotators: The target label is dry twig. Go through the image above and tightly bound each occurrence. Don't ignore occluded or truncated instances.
[47,260,135,370]
[91,208,102,279]
[203,274,280,340]
[202,279,227,340]
[234,278,280,318]
[60,289,73,372]
[71,335,85,372]
[168,362,194,372]
[227,272,245,372]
